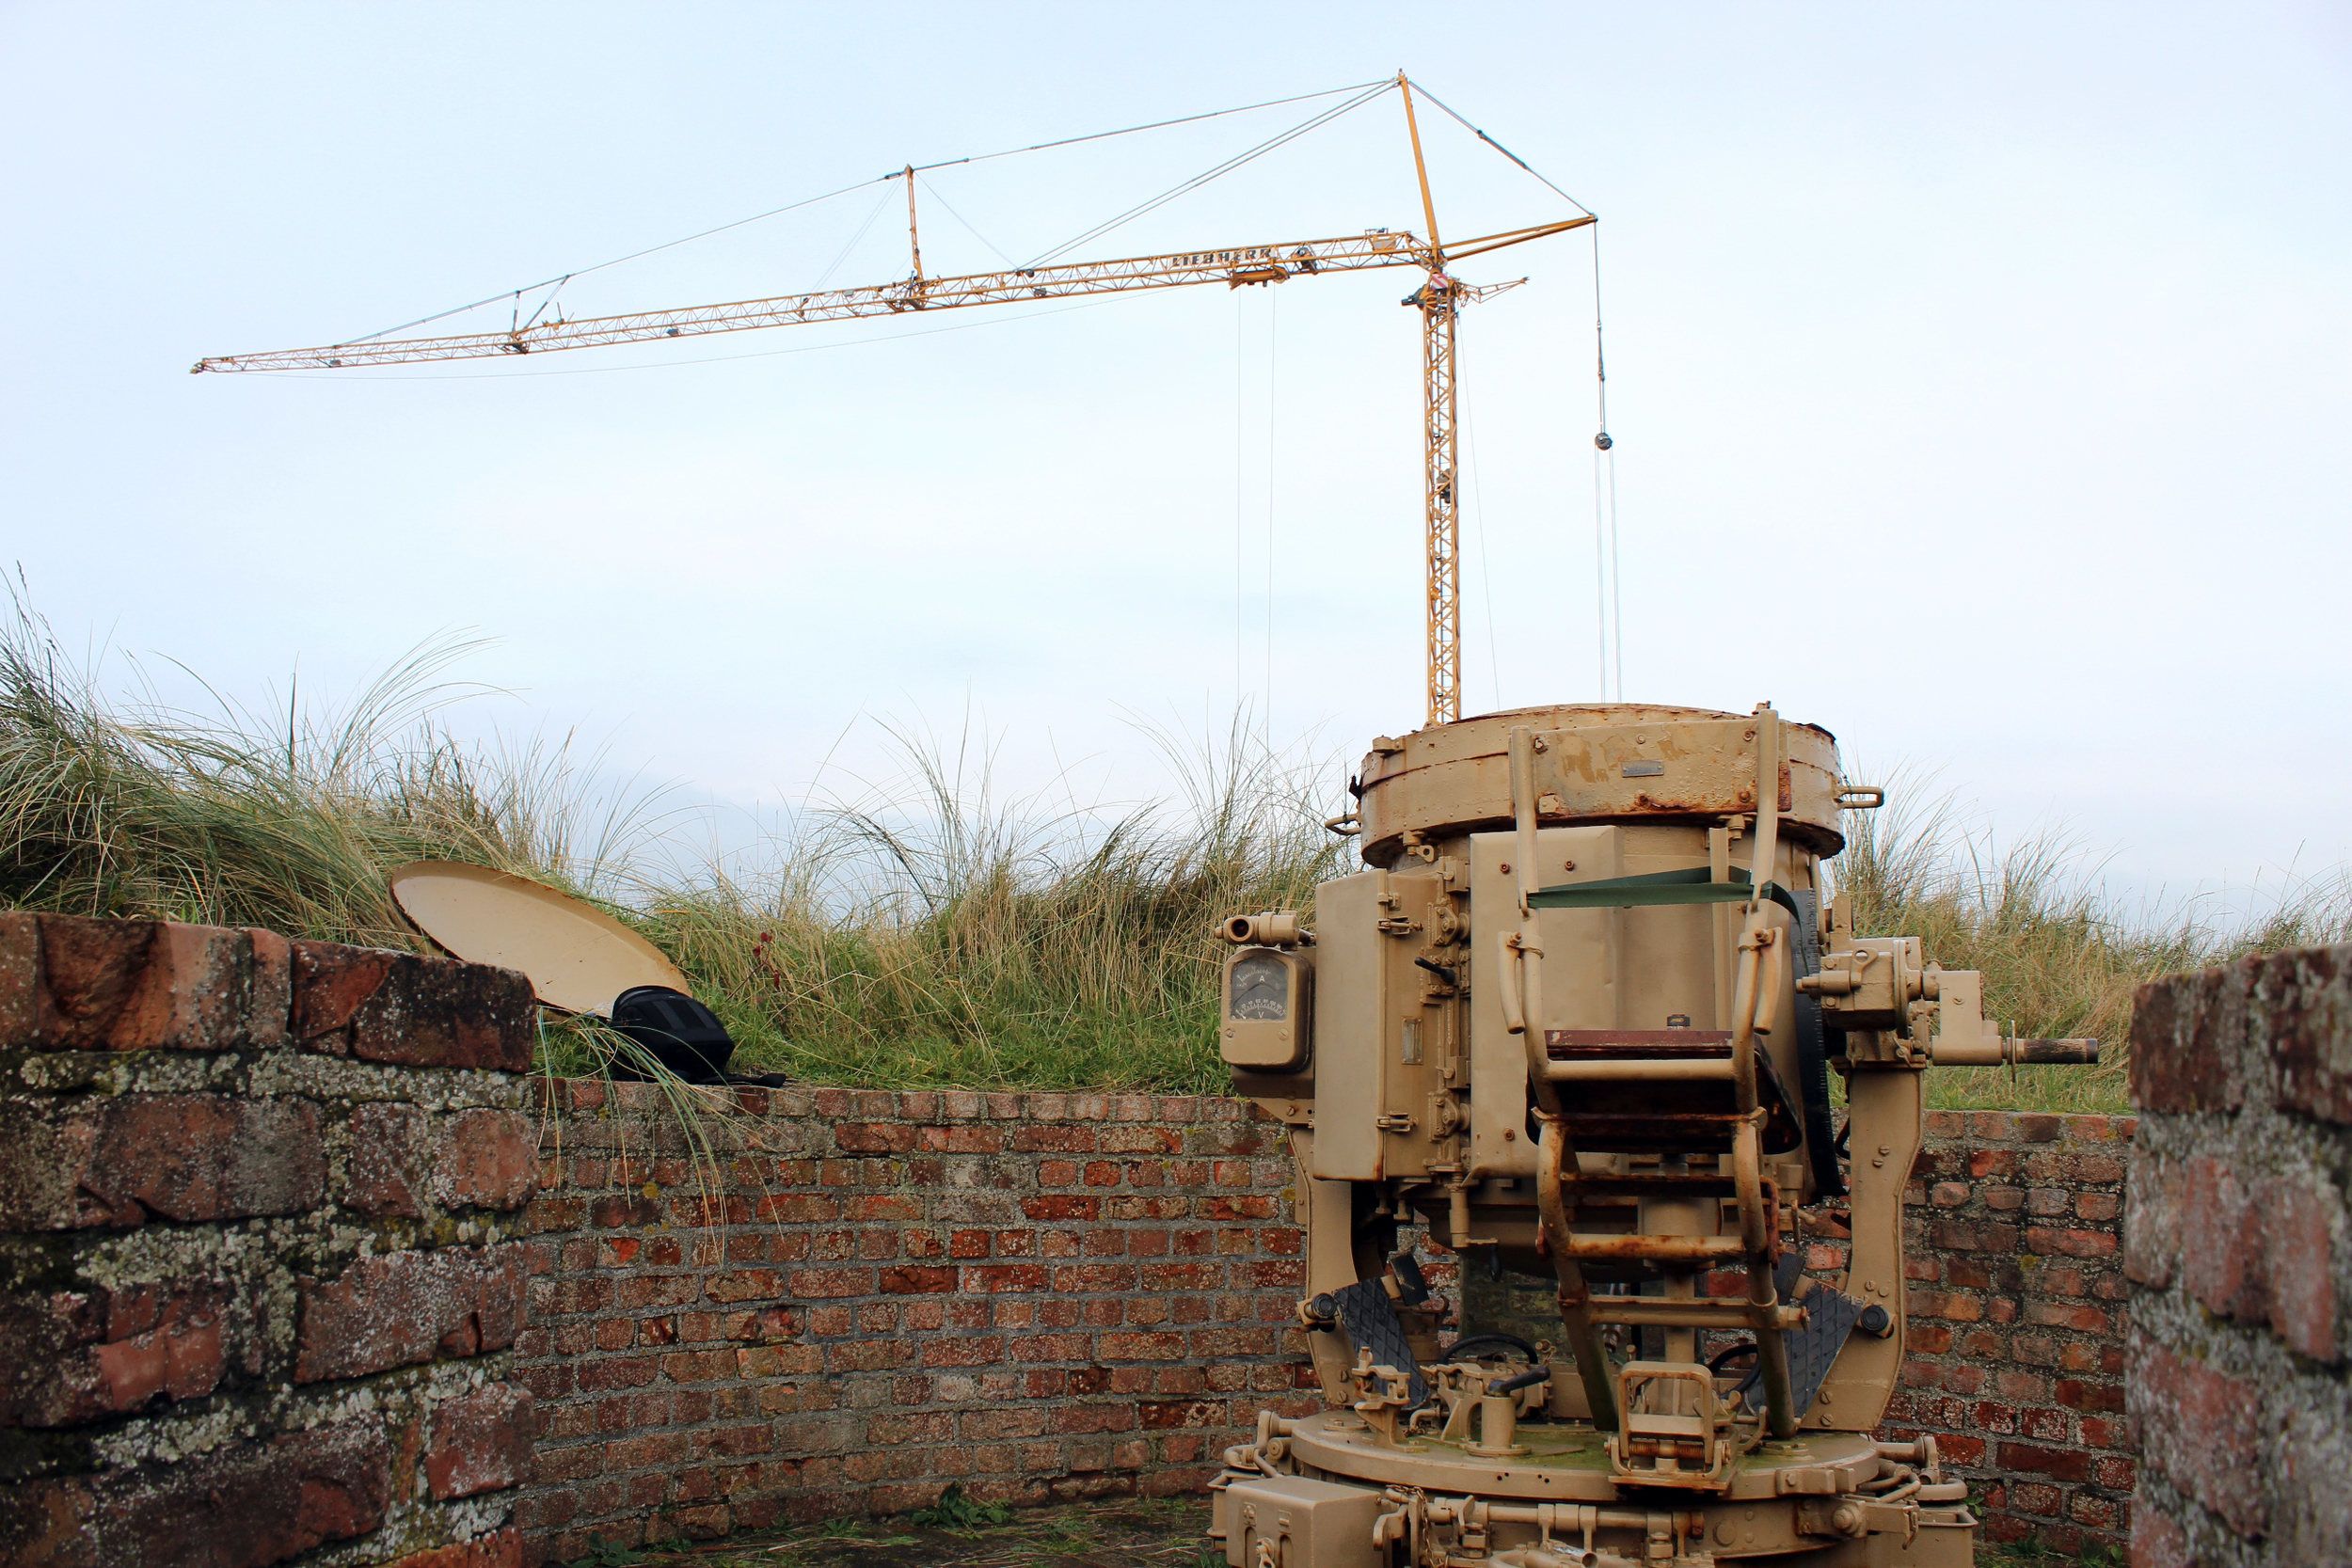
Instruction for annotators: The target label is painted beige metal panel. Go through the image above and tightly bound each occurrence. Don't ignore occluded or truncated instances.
[1376,869,1452,1180]
[1814,1068,1921,1432]
[1615,829,1723,1031]
[1222,1474,1386,1568]
[388,860,689,1016]
[1310,870,1388,1181]
[1468,825,1621,1179]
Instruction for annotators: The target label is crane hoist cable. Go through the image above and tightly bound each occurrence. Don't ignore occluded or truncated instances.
[334,78,1392,350]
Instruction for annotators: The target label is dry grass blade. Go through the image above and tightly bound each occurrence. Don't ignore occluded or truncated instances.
[1835,782,2352,1113]
[6,592,2344,1116]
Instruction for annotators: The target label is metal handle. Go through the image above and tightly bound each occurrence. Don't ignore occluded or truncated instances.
[1496,931,1529,1035]
[1324,812,1361,837]
[1836,784,1886,810]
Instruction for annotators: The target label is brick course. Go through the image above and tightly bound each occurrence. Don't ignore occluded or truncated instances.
[508,1081,1312,1559]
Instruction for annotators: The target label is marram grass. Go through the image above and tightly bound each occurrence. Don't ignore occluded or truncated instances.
[4,600,2343,1113]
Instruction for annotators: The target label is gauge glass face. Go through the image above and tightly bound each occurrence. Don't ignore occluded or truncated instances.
[1228,953,1290,1022]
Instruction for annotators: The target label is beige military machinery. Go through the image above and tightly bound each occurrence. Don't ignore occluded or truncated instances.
[1208,703,2096,1568]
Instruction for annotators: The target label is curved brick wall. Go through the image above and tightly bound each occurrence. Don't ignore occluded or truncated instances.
[510,1083,1306,1557]
[0,912,2143,1565]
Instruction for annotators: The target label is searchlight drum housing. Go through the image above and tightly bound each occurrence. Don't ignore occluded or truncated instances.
[1208,702,2098,1568]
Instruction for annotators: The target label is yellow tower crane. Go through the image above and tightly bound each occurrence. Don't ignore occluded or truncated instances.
[195,76,1592,727]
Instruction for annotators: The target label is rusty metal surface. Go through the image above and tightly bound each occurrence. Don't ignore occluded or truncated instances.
[1355,705,1846,868]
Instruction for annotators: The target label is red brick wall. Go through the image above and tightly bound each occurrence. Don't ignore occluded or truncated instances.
[0,912,543,1568]
[0,911,2153,1567]
[516,1084,2143,1562]
[1848,1110,2136,1556]
[509,1082,1311,1560]
[2126,943,2352,1567]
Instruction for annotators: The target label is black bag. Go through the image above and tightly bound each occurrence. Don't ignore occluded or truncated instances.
[608,986,737,1084]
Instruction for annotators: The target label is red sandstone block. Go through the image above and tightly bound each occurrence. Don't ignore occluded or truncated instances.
[426,1384,539,1499]
[0,1277,235,1428]
[439,1110,537,1210]
[922,1336,1009,1370]
[1013,1125,1097,1153]
[2265,945,2352,1122]
[2265,1177,2342,1361]
[1051,1264,1136,1292]
[383,1528,526,1568]
[661,1349,738,1383]
[713,1268,791,1301]
[348,1102,432,1217]
[1097,1332,1186,1362]
[1938,1434,1987,1466]
[2019,1406,2070,1443]
[833,1121,918,1154]
[1929,1220,2021,1254]
[0,1092,324,1229]
[2130,960,2251,1114]
[2134,1331,2265,1536]
[294,1243,525,1382]
[1967,1149,2018,1180]
[881,1265,957,1295]
[1994,1448,2089,1485]
[2027,1303,2112,1334]
[245,927,294,1044]
[2026,1226,2117,1260]
[2178,1157,2344,1360]
[1140,1398,1226,1431]
[61,1418,389,1568]
[291,940,534,1070]
[2132,1507,2192,1568]
[966,1263,1052,1293]
[1102,1126,1184,1156]
[2055,1377,2125,1414]
[2079,1414,2128,1450]
[2075,1191,2121,1223]
[25,917,255,1053]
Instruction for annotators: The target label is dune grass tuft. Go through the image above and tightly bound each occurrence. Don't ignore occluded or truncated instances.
[1836,784,2350,1114]
[4,596,2344,1111]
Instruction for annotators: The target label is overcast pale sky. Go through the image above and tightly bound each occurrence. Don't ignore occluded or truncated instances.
[4,3,2346,905]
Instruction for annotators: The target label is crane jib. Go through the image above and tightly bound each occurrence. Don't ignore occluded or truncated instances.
[189,208,1593,732]
[187,220,1596,376]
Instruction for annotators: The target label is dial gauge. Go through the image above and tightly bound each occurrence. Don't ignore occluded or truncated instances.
[1228,953,1290,1022]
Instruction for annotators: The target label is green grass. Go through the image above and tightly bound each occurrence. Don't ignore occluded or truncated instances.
[4,594,2343,1108]
[1838,784,2347,1115]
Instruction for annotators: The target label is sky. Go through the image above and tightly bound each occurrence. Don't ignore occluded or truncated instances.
[3,2,2346,911]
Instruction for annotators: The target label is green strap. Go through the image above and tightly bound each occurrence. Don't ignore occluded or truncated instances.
[1529,864,1800,919]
